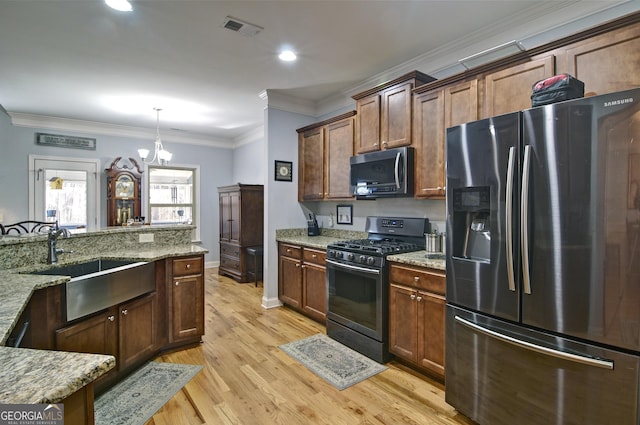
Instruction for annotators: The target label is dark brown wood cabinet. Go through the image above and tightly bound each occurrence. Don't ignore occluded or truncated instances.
[55,291,158,389]
[561,21,640,96]
[218,184,264,282]
[301,248,327,322]
[298,126,325,201]
[353,71,435,154]
[297,111,356,201]
[118,293,158,370]
[167,255,204,345]
[413,79,479,199]
[482,55,555,118]
[105,157,143,227]
[7,285,61,350]
[278,242,327,323]
[325,116,355,199]
[389,262,446,380]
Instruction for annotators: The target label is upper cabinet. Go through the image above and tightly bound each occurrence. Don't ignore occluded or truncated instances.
[413,79,479,199]
[560,21,640,96]
[325,116,356,199]
[297,111,356,202]
[298,126,325,201]
[353,71,435,154]
[482,55,555,118]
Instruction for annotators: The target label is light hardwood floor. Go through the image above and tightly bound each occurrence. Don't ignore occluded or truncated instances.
[148,268,475,425]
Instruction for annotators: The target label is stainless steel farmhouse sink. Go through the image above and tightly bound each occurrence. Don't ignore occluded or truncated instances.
[30,259,155,321]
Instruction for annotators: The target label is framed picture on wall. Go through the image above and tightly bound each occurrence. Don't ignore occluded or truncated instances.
[336,204,353,225]
[274,160,293,182]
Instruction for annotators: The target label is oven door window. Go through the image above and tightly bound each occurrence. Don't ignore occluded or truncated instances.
[327,263,382,334]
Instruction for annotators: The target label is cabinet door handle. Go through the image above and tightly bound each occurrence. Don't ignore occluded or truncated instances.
[410,294,416,300]
[121,309,128,316]
[416,296,423,302]
[186,264,191,269]
[287,248,292,253]
[414,276,420,282]
[107,315,115,322]
[175,281,180,286]
[311,254,317,259]
[295,263,300,268]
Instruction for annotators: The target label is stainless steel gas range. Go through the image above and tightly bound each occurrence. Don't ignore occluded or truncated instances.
[325,216,429,363]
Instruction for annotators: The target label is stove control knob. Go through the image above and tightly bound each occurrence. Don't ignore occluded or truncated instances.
[367,257,375,265]
[327,250,335,258]
[335,251,343,259]
[359,255,366,263]
[346,253,355,261]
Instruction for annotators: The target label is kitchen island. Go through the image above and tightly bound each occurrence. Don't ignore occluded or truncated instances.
[0,225,207,424]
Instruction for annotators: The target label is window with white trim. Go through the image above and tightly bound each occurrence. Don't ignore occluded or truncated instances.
[146,165,199,240]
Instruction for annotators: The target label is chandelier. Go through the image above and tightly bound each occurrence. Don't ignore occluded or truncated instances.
[138,108,172,165]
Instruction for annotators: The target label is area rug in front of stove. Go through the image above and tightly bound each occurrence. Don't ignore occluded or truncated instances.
[279,333,387,390]
[94,361,202,425]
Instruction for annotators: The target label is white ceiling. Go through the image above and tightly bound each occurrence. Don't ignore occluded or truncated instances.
[0,1,637,148]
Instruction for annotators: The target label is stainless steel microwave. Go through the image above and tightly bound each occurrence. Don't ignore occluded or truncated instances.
[350,146,414,199]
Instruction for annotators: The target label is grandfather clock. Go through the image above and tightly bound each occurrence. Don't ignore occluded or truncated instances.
[105,157,143,226]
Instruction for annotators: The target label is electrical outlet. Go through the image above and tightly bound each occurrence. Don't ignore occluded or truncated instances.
[139,233,154,243]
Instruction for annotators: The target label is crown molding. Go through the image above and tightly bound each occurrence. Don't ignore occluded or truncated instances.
[260,89,318,116]
[233,125,264,147]
[257,2,635,123]
[8,112,235,149]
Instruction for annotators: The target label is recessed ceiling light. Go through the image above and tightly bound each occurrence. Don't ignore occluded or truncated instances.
[105,0,133,12]
[279,50,297,62]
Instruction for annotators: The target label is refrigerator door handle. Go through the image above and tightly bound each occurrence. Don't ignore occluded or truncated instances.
[505,146,516,291]
[521,145,532,294]
[455,316,614,370]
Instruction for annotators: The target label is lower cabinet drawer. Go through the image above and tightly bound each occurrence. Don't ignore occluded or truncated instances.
[303,248,326,265]
[279,243,302,259]
[389,263,445,295]
[220,242,240,259]
[172,256,203,277]
[220,255,240,271]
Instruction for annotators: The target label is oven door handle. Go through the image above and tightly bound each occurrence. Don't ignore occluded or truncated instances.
[326,259,381,275]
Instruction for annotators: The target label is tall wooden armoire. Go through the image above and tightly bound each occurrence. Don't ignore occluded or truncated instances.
[218,184,264,282]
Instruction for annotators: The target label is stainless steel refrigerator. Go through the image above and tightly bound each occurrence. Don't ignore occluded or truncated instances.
[445,87,640,425]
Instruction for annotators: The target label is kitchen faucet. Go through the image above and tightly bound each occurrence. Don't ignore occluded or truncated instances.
[47,226,71,264]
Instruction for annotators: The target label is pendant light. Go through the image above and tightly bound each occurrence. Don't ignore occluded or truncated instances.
[138,108,172,166]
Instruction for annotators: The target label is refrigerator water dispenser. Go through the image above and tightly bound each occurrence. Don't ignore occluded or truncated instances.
[451,186,491,262]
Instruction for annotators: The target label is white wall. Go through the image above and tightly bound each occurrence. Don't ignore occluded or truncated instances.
[232,138,265,185]
[262,106,316,308]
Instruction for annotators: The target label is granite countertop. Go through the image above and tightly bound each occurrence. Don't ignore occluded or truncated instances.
[0,243,207,404]
[276,228,446,271]
[387,250,446,271]
[275,228,367,250]
[0,347,115,403]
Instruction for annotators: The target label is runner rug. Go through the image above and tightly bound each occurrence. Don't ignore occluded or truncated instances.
[94,361,202,425]
[279,333,387,390]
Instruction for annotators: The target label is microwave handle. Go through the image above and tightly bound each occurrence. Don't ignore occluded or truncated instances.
[394,151,401,189]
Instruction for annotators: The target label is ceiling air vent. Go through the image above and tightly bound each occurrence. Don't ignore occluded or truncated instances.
[221,16,263,37]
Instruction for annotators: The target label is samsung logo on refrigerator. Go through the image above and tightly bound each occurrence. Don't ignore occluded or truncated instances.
[604,97,634,107]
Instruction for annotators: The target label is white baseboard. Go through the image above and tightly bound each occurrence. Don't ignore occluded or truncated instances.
[261,296,282,309]
[205,260,219,269]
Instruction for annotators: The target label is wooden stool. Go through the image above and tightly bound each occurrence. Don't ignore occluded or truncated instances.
[246,246,263,287]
